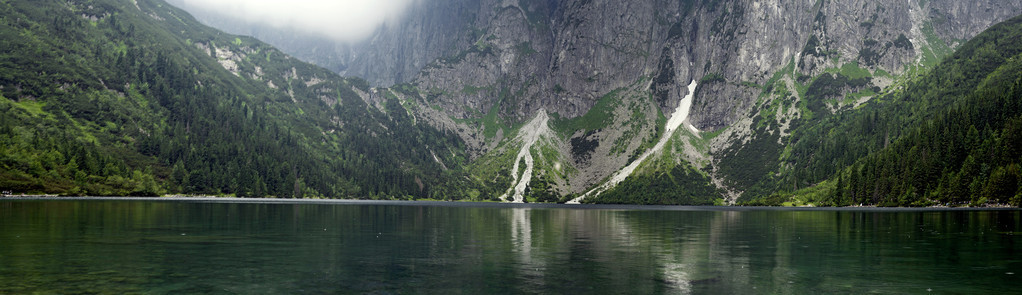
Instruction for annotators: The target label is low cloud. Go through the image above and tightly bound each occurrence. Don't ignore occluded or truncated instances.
[171,0,416,43]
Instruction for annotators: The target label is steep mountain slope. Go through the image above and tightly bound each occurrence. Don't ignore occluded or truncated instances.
[0,0,462,198]
[748,15,1022,207]
[4,0,1019,206]
[277,0,1019,204]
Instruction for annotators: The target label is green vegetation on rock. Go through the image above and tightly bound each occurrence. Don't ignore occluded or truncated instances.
[740,14,1022,207]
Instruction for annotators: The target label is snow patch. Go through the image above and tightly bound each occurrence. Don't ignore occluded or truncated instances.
[569,80,698,204]
[687,124,700,135]
[499,110,552,203]
[431,149,449,170]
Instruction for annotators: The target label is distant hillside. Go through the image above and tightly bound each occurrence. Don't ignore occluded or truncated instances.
[0,0,462,198]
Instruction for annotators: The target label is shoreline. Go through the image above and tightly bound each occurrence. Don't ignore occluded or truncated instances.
[1,195,1018,211]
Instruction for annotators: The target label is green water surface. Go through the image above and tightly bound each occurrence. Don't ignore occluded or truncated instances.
[1,199,1019,294]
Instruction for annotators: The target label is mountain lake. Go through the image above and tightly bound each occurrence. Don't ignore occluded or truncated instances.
[1,198,1019,294]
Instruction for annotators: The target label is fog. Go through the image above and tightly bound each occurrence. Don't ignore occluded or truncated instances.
[168,0,417,43]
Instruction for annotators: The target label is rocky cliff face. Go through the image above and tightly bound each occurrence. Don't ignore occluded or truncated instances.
[176,0,1022,201]
[362,0,1022,200]
[178,0,1022,129]
[364,0,1017,125]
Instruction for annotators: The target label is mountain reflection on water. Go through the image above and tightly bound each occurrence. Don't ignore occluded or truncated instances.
[0,199,1019,294]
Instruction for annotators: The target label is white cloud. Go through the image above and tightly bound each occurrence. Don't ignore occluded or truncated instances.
[171,0,416,43]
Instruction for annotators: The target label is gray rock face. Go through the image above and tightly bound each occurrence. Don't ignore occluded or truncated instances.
[177,0,1022,128]
[365,0,1021,131]
[342,0,483,86]
[930,1,1022,40]
[173,0,1022,197]
[175,0,1022,125]
[345,0,1022,197]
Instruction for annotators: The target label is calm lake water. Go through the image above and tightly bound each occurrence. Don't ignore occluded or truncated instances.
[1,199,1020,294]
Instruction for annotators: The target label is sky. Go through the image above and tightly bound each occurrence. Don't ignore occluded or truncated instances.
[169,0,417,43]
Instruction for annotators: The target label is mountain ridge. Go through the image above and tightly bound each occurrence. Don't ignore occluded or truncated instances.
[0,0,461,199]
[331,0,1021,204]
[2,0,1020,207]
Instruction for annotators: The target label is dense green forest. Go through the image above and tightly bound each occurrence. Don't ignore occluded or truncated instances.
[587,164,722,205]
[740,14,1022,207]
[0,0,463,198]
